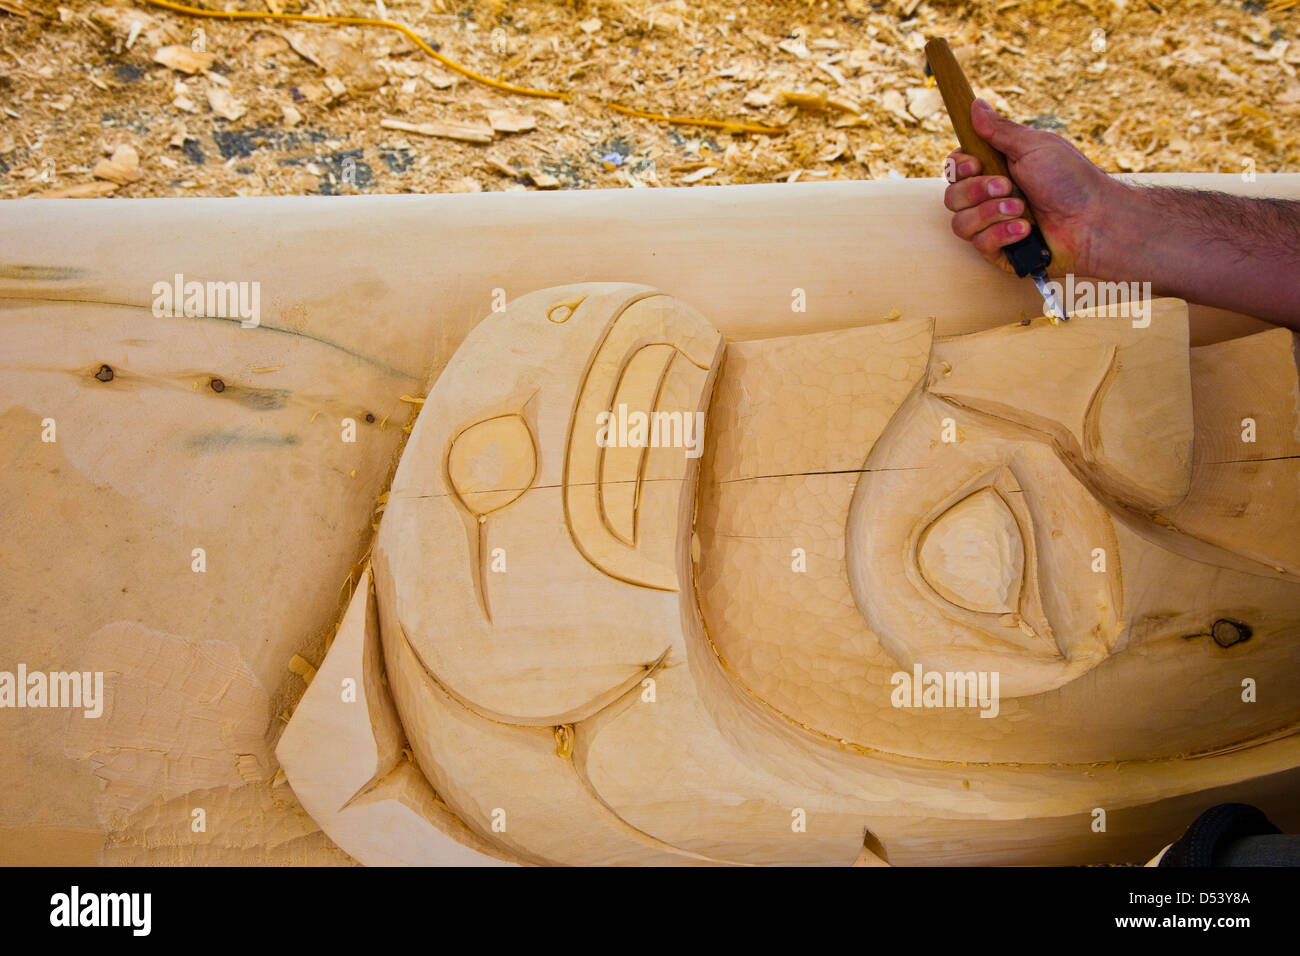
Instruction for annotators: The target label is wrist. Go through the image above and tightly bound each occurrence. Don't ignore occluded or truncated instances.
[1080,178,1153,282]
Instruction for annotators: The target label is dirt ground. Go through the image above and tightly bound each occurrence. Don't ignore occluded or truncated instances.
[1,0,1299,199]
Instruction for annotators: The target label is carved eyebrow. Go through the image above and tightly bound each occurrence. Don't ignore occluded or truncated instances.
[564,294,722,592]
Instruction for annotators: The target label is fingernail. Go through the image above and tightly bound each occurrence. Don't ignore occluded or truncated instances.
[959,161,975,177]
[1009,220,1029,236]
[999,200,1021,215]
[988,178,1009,197]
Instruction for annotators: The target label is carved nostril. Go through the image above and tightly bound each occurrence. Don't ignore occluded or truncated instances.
[917,487,1025,615]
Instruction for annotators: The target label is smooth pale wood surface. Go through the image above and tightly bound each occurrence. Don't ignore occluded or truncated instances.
[3,175,1295,352]
[2,178,1297,865]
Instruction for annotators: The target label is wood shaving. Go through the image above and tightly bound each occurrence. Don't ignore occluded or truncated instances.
[1,0,1295,199]
[153,44,214,75]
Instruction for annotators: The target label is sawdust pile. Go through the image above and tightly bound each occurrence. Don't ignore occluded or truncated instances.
[2,0,1298,198]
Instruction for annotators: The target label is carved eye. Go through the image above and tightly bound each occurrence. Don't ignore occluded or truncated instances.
[446,413,536,518]
[916,487,1024,615]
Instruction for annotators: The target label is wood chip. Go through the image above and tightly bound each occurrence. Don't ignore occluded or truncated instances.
[817,61,848,87]
[779,90,860,115]
[277,30,327,70]
[288,654,317,685]
[1114,150,1146,172]
[817,133,850,163]
[529,171,561,189]
[34,181,119,199]
[779,90,829,111]
[645,10,684,34]
[92,144,142,185]
[828,94,863,115]
[424,70,455,90]
[90,7,171,48]
[487,109,536,133]
[881,88,912,122]
[153,45,215,75]
[171,80,199,113]
[483,153,522,177]
[906,85,945,120]
[297,82,329,103]
[206,86,246,121]
[777,37,810,59]
[249,34,289,58]
[680,165,717,183]
[380,118,495,143]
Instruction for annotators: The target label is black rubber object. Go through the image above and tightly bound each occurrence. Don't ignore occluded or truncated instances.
[1159,803,1282,867]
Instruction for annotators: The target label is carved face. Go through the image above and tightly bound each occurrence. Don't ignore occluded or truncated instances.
[846,306,1195,699]
[351,284,1296,866]
[847,393,1125,698]
[376,284,721,725]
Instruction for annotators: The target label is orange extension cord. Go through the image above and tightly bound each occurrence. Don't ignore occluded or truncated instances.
[138,0,787,136]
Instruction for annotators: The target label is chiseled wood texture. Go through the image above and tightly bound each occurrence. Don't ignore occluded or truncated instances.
[1164,328,1300,576]
[369,284,871,865]
[2,177,1298,864]
[275,567,511,866]
[276,286,1300,866]
[699,302,1300,781]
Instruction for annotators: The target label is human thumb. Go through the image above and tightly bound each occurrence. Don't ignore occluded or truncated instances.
[971,98,1035,161]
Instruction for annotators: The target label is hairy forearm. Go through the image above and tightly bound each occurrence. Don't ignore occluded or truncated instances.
[1089,183,1300,329]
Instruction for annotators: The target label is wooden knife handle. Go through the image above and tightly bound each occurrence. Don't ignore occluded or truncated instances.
[925,36,1051,275]
[925,38,1039,225]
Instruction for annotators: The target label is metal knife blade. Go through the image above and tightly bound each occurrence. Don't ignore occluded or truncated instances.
[1031,268,1069,321]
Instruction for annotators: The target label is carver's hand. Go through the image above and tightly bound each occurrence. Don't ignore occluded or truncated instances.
[944,98,1120,277]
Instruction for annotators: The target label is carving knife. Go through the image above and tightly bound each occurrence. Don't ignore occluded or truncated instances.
[924,37,1068,321]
